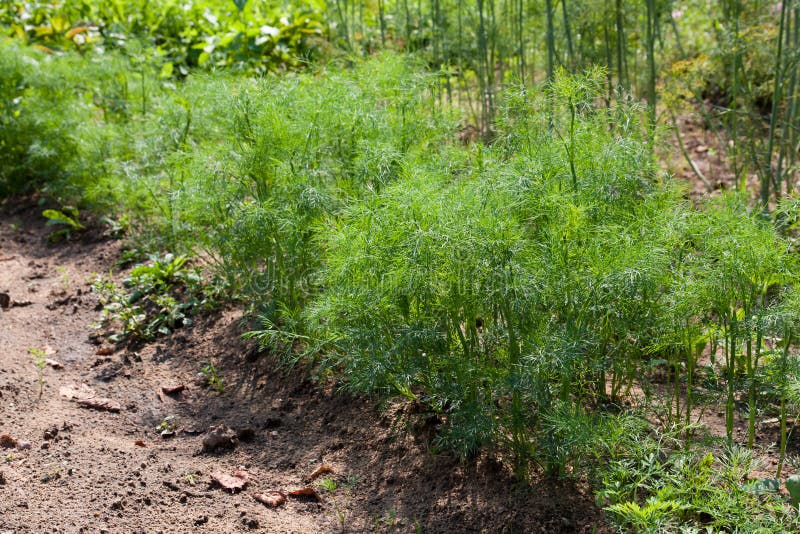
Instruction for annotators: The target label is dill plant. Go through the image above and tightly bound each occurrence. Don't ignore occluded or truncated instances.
[203,55,455,326]
[4,39,800,531]
[310,69,682,472]
[686,194,798,445]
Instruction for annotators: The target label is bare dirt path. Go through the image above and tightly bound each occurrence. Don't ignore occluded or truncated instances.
[0,201,608,534]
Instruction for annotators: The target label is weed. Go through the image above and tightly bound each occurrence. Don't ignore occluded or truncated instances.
[316,477,338,493]
[91,254,214,343]
[40,468,61,483]
[200,363,224,393]
[155,415,178,436]
[100,215,129,239]
[42,207,85,241]
[342,473,360,491]
[332,498,347,532]
[55,266,70,292]
[28,348,46,398]
[379,507,399,530]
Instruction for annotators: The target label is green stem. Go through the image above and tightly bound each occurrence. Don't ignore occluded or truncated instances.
[777,330,793,479]
[645,0,657,142]
[545,0,555,82]
[765,0,789,207]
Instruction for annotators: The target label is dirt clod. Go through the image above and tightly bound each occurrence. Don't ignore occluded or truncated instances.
[163,480,180,492]
[242,516,259,529]
[161,384,185,395]
[202,424,238,453]
[43,425,59,440]
[59,383,96,400]
[45,358,64,370]
[76,397,121,413]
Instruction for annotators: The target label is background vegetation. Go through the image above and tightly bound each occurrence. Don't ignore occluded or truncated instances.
[3,1,800,531]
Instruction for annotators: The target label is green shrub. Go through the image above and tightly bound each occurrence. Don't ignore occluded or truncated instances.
[0,0,327,74]
[199,54,456,319]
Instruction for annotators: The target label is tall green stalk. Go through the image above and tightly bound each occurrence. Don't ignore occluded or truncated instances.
[776,8,797,197]
[644,0,656,140]
[560,0,574,68]
[615,0,627,89]
[724,313,737,445]
[766,0,790,205]
[746,311,762,449]
[777,329,793,478]
[545,0,555,82]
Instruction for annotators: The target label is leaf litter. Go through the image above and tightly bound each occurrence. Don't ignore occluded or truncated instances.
[210,470,249,493]
[253,490,287,508]
[59,383,121,412]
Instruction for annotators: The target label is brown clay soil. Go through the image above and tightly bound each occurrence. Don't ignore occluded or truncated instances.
[664,113,766,203]
[0,199,610,533]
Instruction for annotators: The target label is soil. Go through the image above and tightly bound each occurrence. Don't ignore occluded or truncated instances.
[0,199,610,533]
[664,112,765,202]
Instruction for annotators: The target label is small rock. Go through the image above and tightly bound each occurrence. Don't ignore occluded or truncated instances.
[16,441,31,451]
[202,424,238,453]
[110,499,124,511]
[43,425,59,441]
[45,359,64,370]
[0,470,6,485]
[40,442,50,450]
[194,515,209,526]
[242,517,259,529]
[161,384,186,395]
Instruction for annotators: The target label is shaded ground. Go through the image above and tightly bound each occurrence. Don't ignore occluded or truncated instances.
[0,200,609,533]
